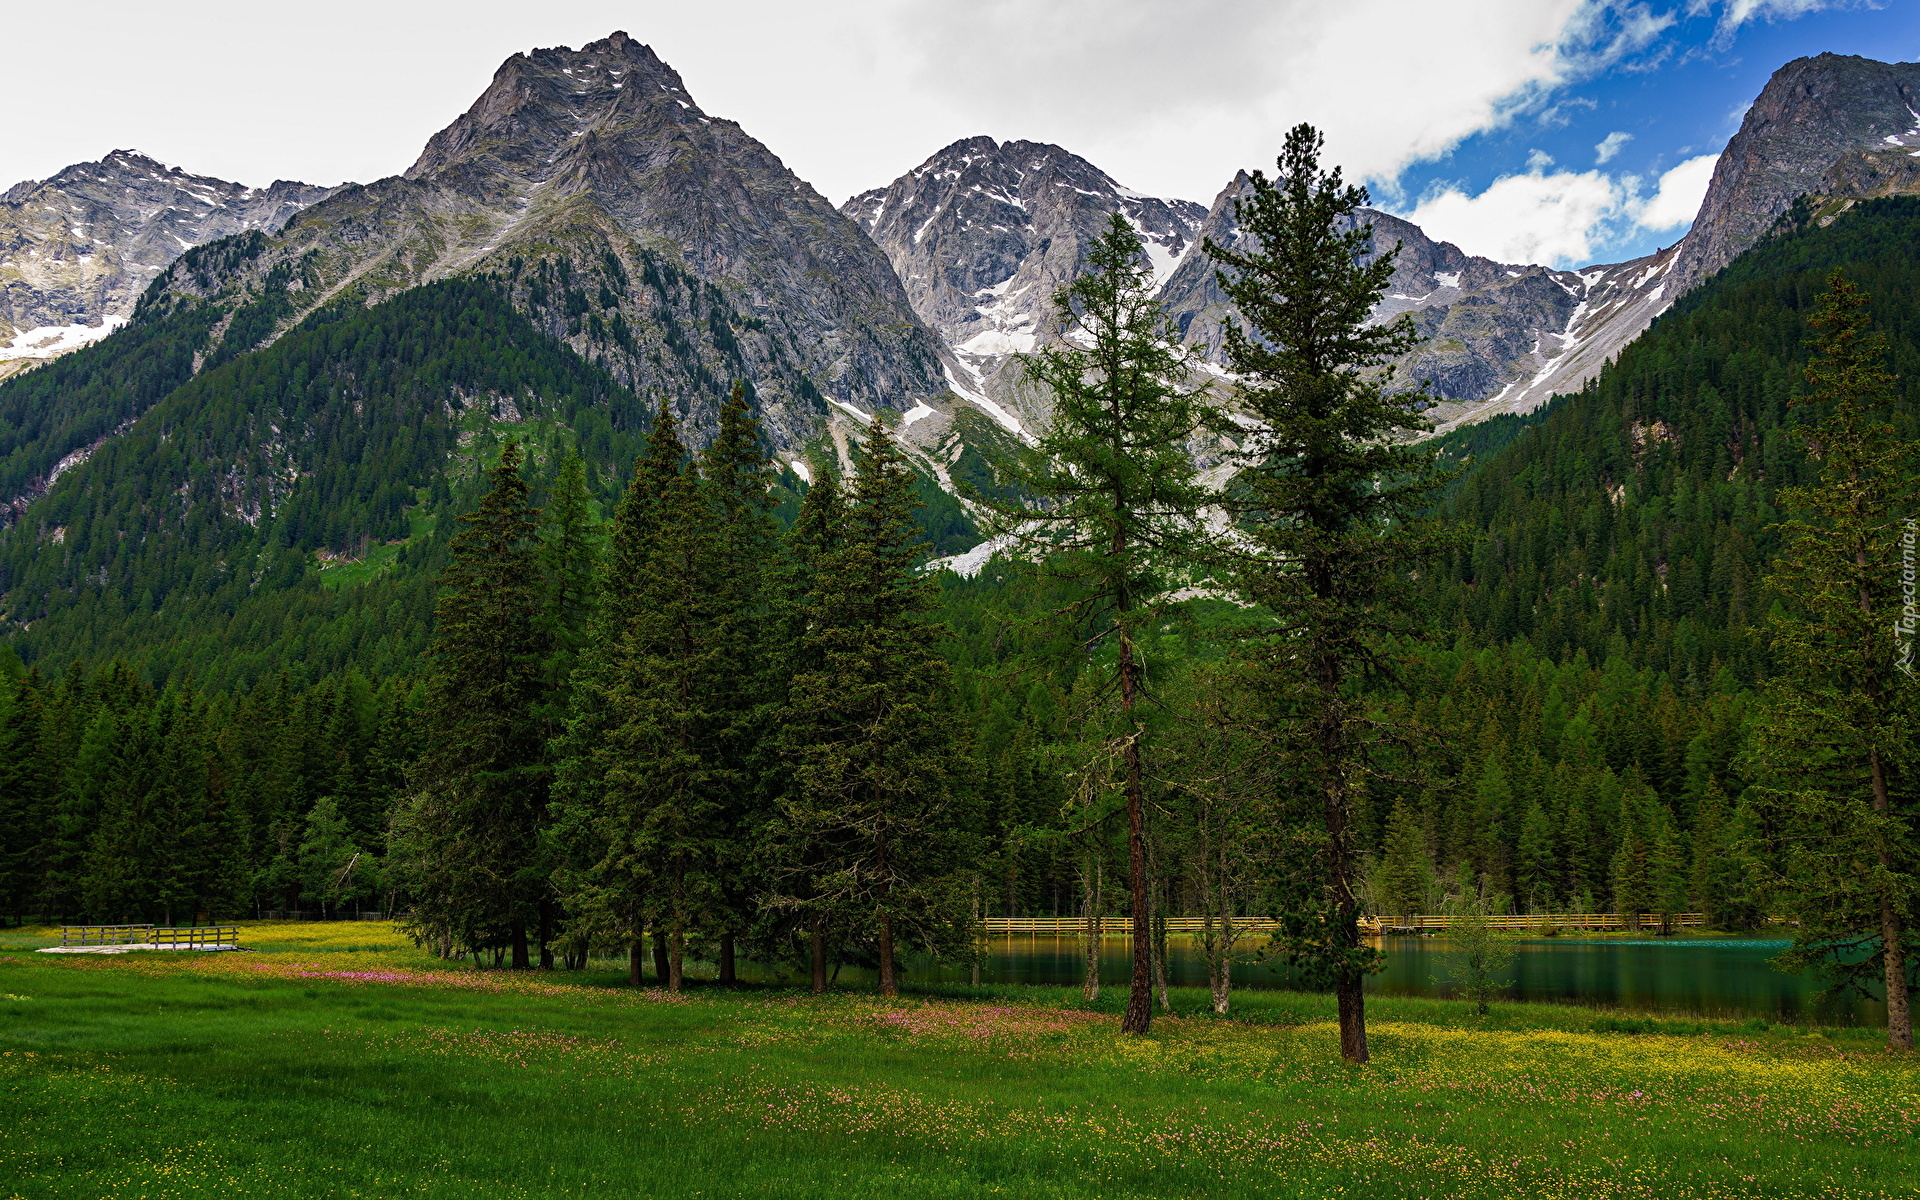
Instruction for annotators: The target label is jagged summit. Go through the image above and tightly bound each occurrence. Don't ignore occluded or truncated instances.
[1673,52,1920,294]
[133,32,953,452]
[844,136,1203,422]
[0,151,331,379]
[405,33,697,184]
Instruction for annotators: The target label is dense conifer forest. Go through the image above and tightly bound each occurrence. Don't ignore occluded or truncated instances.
[0,187,1915,1045]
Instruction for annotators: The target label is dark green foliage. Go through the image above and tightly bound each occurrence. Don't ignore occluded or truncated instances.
[1744,274,1919,1049]
[392,442,552,967]
[0,277,647,690]
[775,429,971,998]
[1204,124,1459,1064]
[1427,195,1920,683]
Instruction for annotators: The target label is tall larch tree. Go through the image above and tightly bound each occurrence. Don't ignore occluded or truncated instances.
[972,212,1219,1035]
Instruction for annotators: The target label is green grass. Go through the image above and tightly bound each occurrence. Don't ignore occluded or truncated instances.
[1,924,1914,1199]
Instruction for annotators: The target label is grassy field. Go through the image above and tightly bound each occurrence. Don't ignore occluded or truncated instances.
[1,923,1914,1199]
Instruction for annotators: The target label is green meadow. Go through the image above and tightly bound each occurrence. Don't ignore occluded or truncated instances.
[1,924,1913,1199]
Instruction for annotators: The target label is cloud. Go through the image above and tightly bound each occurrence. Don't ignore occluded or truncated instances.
[883,0,1691,203]
[1400,151,1720,266]
[1404,170,1631,266]
[1595,131,1633,163]
[1639,153,1720,227]
[1688,0,1852,43]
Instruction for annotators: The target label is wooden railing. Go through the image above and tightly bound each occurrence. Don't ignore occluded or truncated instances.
[60,924,157,946]
[147,926,240,949]
[59,925,241,949]
[980,913,1715,935]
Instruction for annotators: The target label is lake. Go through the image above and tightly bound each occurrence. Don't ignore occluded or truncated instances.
[954,932,1887,1025]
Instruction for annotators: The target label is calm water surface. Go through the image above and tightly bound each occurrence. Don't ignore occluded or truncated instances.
[949,933,1886,1025]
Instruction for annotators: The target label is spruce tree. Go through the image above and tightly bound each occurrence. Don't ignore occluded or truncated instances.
[1374,801,1434,921]
[1204,124,1459,1064]
[767,462,847,992]
[553,401,728,987]
[699,383,781,983]
[1747,273,1919,1049]
[394,440,552,967]
[778,427,965,999]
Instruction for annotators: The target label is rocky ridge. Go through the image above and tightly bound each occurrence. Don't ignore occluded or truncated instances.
[137,32,959,460]
[842,137,1204,425]
[0,151,330,381]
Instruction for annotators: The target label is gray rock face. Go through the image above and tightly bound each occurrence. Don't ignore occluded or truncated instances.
[843,137,1203,423]
[0,151,329,379]
[1671,53,1920,295]
[142,32,953,455]
[1153,173,1678,428]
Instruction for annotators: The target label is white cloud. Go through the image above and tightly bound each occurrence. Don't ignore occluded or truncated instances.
[1405,170,1631,266]
[1639,153,1720,228]
[882,0,1684,203]
[1401,150,1720,267]
[1595,131,1634,163]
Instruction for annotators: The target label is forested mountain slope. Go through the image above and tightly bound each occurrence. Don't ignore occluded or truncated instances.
[0,277,654,687]
[1428,193,1920,687]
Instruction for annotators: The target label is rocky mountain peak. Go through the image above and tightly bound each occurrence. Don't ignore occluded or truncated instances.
[0,150,331,379]
[844,136,1203,418]
[1672,52,1920,292]
[404,32,701,186]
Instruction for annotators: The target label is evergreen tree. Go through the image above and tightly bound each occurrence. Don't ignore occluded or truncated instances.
[552,402,697,985]
[297,796,377,915]
[538,444,604,691]
[1203,124,1459,1063]
[699,383,781,983]
[393,440,552,968]
[766,462,847,992]
[1373,801,1434,920]
[778,427,967,998]
[972,213,1218,1034]
[1747,273,1919,1049]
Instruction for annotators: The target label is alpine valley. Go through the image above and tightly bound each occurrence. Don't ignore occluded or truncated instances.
[6,29,1920,1193]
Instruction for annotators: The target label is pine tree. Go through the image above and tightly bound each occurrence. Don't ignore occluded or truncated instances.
[971,212,1219,1035]
[1203,124,1460,1063]
[394,439,552,967]
[1515,798,1557,913]
[1747,273,1919,1049]
[778,427,966,999]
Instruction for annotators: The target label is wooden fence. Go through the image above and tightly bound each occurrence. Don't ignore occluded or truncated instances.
[981,913,1719,935]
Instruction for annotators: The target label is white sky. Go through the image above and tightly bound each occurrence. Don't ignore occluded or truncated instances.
[0,0,1878,267]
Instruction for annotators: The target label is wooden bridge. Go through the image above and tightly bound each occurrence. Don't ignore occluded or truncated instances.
[981,913,1713,935]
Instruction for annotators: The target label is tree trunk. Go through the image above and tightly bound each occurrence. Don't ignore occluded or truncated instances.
[510,920,530,971]
[1082,853,1101,1003]
[537,898,554,970]
[668,924,684,992]
[652,927,670,985]
[719,931,737,986]
[878,912,898,999]
[811,914,828,994]
[1870,747,1913,1049]
[971,877,982,987]
[1119,633,1153,1036]
[629,939,643,987]
[1336,971,1369,1063]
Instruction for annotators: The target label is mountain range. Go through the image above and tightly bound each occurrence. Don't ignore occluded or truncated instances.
[1,35,1919,675]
